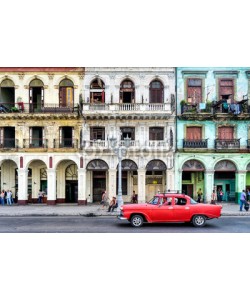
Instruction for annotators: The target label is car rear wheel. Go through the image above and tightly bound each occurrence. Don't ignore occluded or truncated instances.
[192,215,206,227]
[130,215,144,227]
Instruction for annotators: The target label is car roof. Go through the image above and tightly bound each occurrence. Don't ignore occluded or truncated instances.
[155,193,187,197]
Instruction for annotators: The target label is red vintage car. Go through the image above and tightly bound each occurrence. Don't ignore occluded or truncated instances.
[118,193,222,227]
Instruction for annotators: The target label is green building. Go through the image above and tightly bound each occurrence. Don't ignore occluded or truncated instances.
[175,67,250,203]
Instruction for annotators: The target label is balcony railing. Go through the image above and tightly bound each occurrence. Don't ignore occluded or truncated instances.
[83,102,172,112]
[247,140,250,148]
[212,99,248,114]
[0,102,76,114]
[183,139,208,148]
[23,139,48,148]
[53,139,78,149]
[181,103,213,114]
[215,139,240,149]
[0,138,16,148]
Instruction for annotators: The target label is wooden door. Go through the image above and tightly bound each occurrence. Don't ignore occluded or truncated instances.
[59,87,73,107]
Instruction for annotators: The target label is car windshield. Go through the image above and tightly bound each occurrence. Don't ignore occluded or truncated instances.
[190,197,198,204]
[148,196,159,205]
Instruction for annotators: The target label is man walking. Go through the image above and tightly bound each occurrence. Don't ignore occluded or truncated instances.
[240,190,246,212]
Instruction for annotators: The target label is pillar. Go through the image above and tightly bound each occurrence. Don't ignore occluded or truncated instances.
[108,169,117,200]
[137,168,146,203]
[175,169,182,193]
[17,169,28,205]
[47,169,57,205]
[204,170,214,203]
[78,169,87,205]
[165,169,174,192]
[236,171,247,204]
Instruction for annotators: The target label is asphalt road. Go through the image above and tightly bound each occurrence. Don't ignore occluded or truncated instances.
[0,216,250,233]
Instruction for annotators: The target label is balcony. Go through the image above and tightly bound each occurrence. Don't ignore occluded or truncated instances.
[81,139,171,151]
[0,102,76,114]
[215,139,240,149]
[53,139,79,149]
[183,139,208,148]
[23,139,48,148]
[82,102,174,120]
[212,98,248,115]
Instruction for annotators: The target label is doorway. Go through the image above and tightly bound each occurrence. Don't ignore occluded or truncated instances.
[29,87,43,112]
[182,184,193,198]
[65,181,78,203]
[93,171,106,202]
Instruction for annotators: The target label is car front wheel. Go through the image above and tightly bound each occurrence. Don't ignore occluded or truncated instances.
[192,215,206,227]
[130,215,144,227]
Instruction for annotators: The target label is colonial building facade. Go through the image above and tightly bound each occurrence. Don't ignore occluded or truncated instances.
[82,68,176,203]
[0,67,84,204]
[176,67,250,203]
[0,67,175,204]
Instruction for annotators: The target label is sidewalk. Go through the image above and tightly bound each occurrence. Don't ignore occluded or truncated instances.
[0,202,249,217]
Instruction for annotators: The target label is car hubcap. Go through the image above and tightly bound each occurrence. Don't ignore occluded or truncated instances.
[133,217,142,226]
[195,216,204,225]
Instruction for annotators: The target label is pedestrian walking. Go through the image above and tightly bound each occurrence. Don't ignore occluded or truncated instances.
[217,188,223,202]
[197,188,203,203]
[211,189,217,204]
[247,189,250,201]
[37,190,44,203]
[6,190,12,205]
[131,190,138,203]
[101,190,109,208]
[239,190,247,211]
[0,190,5,205]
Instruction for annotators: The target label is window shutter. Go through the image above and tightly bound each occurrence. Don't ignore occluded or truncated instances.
[41,88,44,107]
[218,127,233,139]
[186,127,201,140]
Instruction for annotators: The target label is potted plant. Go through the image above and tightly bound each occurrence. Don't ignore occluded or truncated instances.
[10,107,19,112]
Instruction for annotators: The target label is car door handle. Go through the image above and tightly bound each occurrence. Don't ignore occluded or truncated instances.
[185,207,190,209]
[168,207,173,209]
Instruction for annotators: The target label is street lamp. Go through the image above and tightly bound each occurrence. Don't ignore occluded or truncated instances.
[109,134,131,211]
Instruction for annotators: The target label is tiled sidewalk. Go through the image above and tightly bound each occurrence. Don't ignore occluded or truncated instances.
[0,202,248,216]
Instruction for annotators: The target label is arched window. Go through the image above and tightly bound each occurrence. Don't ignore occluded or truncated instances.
[59,79,74,108]
[149,80,164,103]
[120,79,135,103]
[90,78,105,103]
[0,79,15,108]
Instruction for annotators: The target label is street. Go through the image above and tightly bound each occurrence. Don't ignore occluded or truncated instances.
[0,216,250,233]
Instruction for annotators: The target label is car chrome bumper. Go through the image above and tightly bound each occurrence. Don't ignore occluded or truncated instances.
[117,216,128,221]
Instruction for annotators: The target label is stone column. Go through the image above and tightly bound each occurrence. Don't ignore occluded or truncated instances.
[176,169,182,193]
[137,168,146,203]
[108,169,117,200]
[47,169,57,205]
[78,169,87,205]
[236,171,247,204]
[166,169,175,192]
[204,170,214,203]
[17,169,28,205]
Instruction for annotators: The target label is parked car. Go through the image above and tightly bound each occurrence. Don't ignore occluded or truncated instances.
[118,193,222,227]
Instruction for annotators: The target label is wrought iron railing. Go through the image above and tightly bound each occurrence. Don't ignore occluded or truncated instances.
[23,139,48,148]
[215,139,240,149]
[53,139,78,148]
[183,139,208,148]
